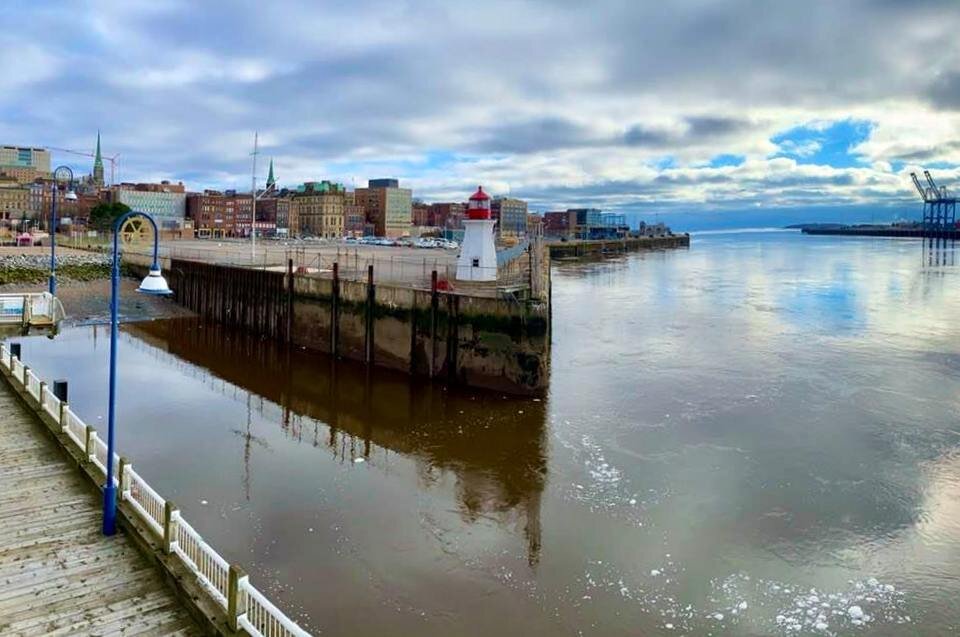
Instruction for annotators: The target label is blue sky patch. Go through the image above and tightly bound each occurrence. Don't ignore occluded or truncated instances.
[708,154,745,168]
[771,119,874,168]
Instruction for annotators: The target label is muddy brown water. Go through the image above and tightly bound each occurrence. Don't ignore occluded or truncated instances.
[12,230,960,635]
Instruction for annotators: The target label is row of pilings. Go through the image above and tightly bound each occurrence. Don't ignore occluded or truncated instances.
[168,259,291,342]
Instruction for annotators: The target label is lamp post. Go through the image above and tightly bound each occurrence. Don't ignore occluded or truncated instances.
[102,210,172,536]
[49,166,77,295]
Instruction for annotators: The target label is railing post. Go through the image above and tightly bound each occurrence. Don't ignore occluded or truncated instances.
[163,501,177,554]
[22,365,30,385]
[85,427,96,462]
[38,381,46,406]
[59,401,68,432]
[228,564,248,631]
[118,457,130,498]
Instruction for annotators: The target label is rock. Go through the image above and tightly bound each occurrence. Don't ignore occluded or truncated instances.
[848,605,864,620]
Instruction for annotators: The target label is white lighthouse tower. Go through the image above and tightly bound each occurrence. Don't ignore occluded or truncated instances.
[457,186,498,282]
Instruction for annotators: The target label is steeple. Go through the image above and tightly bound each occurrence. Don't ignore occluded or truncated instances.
[266,158,276,189]
[92,130,104,186]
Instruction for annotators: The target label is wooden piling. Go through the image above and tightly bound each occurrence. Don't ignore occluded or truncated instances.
[331,262,340,357]
[365,264,375,365]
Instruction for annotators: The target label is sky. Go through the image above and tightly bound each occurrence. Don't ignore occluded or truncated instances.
[3,0,960,229]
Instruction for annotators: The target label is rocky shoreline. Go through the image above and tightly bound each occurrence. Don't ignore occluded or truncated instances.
[0,253,111,285]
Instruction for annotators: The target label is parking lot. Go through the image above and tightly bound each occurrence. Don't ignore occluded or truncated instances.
[125,237,462,286]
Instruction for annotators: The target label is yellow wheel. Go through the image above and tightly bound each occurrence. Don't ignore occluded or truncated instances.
[119,216,154,244]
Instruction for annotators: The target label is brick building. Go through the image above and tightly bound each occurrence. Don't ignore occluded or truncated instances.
[186,190,252,238]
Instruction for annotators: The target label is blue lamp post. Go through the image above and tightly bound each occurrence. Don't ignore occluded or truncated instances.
[102,211,172,536]
[49,166,77,296]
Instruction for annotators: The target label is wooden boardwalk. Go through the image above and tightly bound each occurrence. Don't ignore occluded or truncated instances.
[0,385,204,636]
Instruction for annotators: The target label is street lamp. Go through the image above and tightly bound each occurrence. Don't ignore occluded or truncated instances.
[49,166,77,295]
[102,210,172,536]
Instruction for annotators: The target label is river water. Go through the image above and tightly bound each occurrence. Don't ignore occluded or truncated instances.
[13,230,960,636]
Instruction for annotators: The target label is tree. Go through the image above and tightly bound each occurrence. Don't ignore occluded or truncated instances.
[88,202,131,232]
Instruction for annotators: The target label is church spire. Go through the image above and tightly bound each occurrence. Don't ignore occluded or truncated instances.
[93,130,104,186]
[266,158,276,189]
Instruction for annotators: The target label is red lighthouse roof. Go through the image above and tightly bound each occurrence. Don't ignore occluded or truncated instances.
[467,185,491,220]
[469,186,490,202]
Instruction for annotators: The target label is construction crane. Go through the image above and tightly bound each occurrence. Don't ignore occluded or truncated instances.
[47,146,120,185]
[911,170,957,230]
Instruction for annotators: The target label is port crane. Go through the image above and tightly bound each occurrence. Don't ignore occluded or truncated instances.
[910,170,956,230]
[47,146,120,185]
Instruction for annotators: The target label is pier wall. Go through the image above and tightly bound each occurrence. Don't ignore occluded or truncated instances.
[165,258,550,396]
[548,234,689,258]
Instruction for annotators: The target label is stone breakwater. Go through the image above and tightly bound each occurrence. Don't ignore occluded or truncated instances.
[0,253,111,285]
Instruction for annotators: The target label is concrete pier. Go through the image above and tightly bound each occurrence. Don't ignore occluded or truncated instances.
[547,235,690,258]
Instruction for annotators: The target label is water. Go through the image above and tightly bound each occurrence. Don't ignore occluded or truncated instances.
[14,230,960,635]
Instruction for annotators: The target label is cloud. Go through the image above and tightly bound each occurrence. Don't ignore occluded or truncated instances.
[2,0,959,221]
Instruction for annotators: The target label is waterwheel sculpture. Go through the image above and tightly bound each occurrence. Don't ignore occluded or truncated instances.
[118,216,154,245]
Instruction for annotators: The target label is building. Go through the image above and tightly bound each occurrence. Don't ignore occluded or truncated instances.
[291,181,346,238]
[343,191,367,236]
[91,132,105,187]
[0,179,32,223]
[0,146,50,184]
[543,210,577,238]
[429,202,466,231]
[527,213,543,236]
[106,182,187,229]
[256,195,291,236]
[412,201,431,227]
[186,190,254,238]
[354,178,412,237]
[491,197,528,238]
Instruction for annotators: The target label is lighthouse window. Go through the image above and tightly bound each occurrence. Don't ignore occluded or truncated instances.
[472,258,480,267]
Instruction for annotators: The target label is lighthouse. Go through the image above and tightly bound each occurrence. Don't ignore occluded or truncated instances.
[457,186,498,282]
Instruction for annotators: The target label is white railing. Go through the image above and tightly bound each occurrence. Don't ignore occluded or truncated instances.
[0,349,312,637]
[172,515,231,606]
[63,405,87,449]
[41,388,61,421]
[126,467,167,537]
[25,369,40,400]
[240,579,311,637]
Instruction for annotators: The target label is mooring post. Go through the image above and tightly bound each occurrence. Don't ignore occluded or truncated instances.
[430,270,438,378]
[286,258,294,344]
[331,262,340,357]
[52,379,68,402]
[365,264,375,364]
[228,564,247,631]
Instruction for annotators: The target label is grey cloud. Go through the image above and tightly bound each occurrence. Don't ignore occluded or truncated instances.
[2,0,958,211]
[927,72,960,110]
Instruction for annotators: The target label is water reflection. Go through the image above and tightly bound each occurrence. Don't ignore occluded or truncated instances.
[923,237,957,268]
[124,318,548,565]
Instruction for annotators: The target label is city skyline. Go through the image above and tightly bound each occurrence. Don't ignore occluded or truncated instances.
[2,1,959,226]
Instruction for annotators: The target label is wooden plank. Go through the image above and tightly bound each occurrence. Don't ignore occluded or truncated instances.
[0,381,203,636]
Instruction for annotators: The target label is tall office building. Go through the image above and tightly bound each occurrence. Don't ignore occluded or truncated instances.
[354,178,412,238]
[0,145,51,183]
